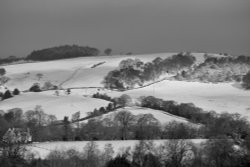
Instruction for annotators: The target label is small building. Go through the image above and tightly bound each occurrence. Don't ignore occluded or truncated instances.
[2,128,32,144]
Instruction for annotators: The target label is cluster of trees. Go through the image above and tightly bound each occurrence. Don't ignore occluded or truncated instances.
[92,93,133,108]
[0,88,20,101]
[88,103,116,118]
[78,110,250,141]
[29,81,58,92]
[140,96,211,124]
[53,109,197,141]
[80,110,200,141]
[0,106,60,142]
[176,55,250,83]
[0,56,24,66]
[1,104,250,166]
[140,96,250,139]
[103,53,196,89]
[2,139,250,167]
[26,45,100,61]
[87,94,133,119]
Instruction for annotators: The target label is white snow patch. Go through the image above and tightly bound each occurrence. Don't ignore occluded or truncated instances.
[26,139,205,159]
[0,91,109,119]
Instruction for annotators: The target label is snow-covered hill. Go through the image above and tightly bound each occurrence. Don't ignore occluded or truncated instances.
[0,91,109,119]
[2,53,207,90]
[1,52,249,121]
[88,106,199,126]
[104,80,250,119]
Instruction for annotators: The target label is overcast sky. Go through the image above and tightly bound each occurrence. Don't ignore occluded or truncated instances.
[0,0,249,58]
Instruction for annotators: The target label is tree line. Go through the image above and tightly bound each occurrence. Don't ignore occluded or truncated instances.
[0,46,114,66]
[1,139,250,167]
[139,96,249,139]
[102,53,196,90]
[26,45,100,61]
[175,55,250,87]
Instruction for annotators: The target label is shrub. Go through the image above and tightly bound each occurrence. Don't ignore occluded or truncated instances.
[13,88,20,95]
[0,68,6,76]
[29,83,41,92]
[106,156,132,167]
[3,90,12,100]
[242,71,250,89]
[42,81,55,90]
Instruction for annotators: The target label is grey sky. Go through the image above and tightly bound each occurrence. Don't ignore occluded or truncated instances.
[0,0,249,58]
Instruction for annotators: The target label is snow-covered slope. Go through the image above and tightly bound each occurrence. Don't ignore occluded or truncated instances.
[104,80,250,119]
[94,106,199,126]
[3,53,207,90]
[1,52,249,121]
[0,90,109,119]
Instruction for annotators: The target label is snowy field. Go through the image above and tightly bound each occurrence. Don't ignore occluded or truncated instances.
[26,139,205,159]
[3,53,207,91]
[93,106,200,127]
[104,80,250,119]
[1,53,250,121]
[0,91,109,119]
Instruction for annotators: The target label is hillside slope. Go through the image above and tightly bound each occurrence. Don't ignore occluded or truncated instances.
[0,91,109,119]
[2,53,249,121]
[2,53,206,90]
[104,80,250,119]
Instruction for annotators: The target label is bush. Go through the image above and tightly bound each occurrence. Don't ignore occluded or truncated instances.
[242,71,250,89]
[29,83,41,92]
[13,88,20,95]
[0,68,6,76]
[2,90,12,100]
[42,81,55,90]
[106,156,132,167]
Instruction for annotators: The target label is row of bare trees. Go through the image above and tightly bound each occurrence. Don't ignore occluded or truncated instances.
[2,138,249,167]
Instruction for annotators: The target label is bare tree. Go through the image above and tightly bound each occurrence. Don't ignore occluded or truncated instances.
[83,141,101,167]
[104,48,112,56]
[114,110,135,140]
[157,140,194,167]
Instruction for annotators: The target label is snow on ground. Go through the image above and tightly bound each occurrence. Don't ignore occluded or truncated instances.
[94,106,199,126]
[1,52,248,120]
[26,139,205,159]
[3,53,207,90]
[103,80,250,119]
[0,91,109,119]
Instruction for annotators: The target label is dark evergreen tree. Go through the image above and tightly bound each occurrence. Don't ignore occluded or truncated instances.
[0,92,3,100]
[99,107,106,114]
[29,83,41,92]
[63,116,70,141]
[106,156,132,167]
[3,90,12,100]
[13,88,20,95]
[0,68,6,76]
